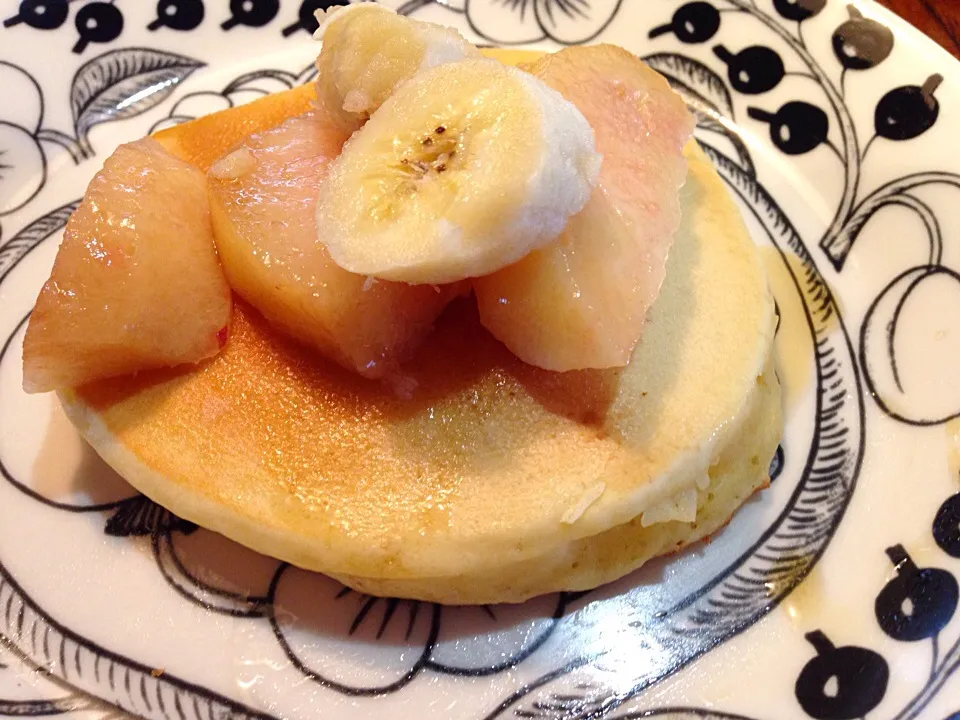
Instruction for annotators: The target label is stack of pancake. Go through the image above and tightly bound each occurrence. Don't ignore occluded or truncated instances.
[58,51,781,605]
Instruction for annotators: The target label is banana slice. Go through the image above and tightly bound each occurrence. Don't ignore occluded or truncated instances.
[314,4,480,134]
[315,58,602,285]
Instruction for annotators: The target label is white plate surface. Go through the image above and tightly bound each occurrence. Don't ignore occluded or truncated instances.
[2,1,960,718]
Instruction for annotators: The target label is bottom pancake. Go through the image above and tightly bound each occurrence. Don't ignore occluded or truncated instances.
[332,357,779,603]
[58,156,780,604]
[57,57,781,604]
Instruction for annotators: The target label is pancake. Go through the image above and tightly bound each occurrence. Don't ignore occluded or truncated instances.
[57,51,781,605]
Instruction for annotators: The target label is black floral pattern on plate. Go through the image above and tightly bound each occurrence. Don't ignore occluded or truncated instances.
[796,495,960,719]
[1,0,345,50]
[1,0,960,718]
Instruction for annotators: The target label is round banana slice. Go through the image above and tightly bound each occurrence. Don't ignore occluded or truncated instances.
[313,3,480,134]
[315,58,602,285]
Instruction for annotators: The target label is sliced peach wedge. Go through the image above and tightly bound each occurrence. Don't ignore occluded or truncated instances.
[206,109,464,380]
[22,138,232,394]
[474,46,695,372]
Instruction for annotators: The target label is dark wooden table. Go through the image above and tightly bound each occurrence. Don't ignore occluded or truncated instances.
[877,0,960,57]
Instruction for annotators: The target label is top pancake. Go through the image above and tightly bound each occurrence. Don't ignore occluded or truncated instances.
[59,51,777,585]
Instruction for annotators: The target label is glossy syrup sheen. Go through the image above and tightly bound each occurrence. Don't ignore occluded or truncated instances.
[206,109,463,378]
[22,138,231,393]
[475,45,696,371]
[72,124,775,582]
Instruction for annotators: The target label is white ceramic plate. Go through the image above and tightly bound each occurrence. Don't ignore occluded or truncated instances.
[2,1,960,718]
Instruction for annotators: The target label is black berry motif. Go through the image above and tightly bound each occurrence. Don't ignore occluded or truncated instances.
[831,6,894,71]
[648,2,720,44]
[875,544,958,642]
[2,1,958,717]
[795,630,889,720]
[874,74,943,141]
[933,493,960,558]
[748,102,829,155]
[148,0,205,32]
[221,0,279,30]
[713,45,785,95]
[774,0,826,23]
[2,0,68,29]
[282,0,335,37]
[73,2,123,54]
[794,492,960,719]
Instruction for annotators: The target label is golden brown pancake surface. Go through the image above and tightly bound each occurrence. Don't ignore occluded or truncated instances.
[58,51,781,603]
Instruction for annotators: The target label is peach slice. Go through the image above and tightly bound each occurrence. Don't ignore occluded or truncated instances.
[207,110,463,379]
[474,45,695,371]
[22,138,231,393]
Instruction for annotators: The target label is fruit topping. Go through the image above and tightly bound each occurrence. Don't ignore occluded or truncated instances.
[207,109,463,379]
[474,45,695,371]
[22,138,231,393]
[314,3,480,135]
[315,57,601,285]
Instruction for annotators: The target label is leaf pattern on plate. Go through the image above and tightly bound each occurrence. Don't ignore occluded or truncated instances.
[643,52,735,120]
[104,495,198,537]
[0,697,89,716]
[694,115,756,177]
[643,52,754,175]
[533,0,622,45]
[70,48,204,147]
[0,200,79,284]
